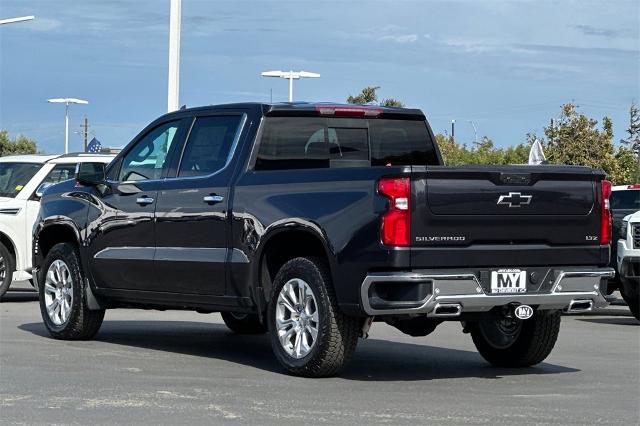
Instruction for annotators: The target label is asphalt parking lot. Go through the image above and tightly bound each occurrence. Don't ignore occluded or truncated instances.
[1,283,638,425]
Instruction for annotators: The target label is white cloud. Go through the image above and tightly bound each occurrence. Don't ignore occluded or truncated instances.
[378,34,418,43]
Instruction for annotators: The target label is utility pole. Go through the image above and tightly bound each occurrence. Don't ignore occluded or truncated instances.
[80,116,90,152]
[167,0,181,112]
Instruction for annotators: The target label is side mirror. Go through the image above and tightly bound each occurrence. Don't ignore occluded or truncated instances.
[76,162,106,186]
[34,182,54,199]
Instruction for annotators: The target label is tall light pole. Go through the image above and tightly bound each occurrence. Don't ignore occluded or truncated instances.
[261,70,320,102]
[47,98,89,154]
[167,0,181,112]
[0,16,34,25]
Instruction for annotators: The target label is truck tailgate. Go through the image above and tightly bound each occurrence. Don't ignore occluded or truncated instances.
[411,165,605,252]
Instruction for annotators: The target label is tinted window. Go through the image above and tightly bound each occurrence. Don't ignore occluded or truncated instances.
[119,121,180,181]
[328,127,369,166]
[611,190,640,210]
[42,164,77,185]
[0,162,42,198]
[370,119,438,166]
[178,115,242,177]
[255,117,328,170]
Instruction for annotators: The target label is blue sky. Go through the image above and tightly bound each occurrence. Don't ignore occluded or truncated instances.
[1,0,638,154]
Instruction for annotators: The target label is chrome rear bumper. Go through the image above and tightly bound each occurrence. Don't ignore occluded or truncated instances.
[361,268,615,316]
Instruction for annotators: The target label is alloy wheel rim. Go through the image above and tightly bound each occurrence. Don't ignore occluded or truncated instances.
[43,260,73,326]
[0,255,5,283]
[275,278,319,359]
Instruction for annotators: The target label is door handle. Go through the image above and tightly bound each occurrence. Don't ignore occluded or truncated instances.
[136,196,155,206]
[203,195,224,204]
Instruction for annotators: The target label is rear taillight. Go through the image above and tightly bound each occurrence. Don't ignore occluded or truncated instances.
[378,177,410,246]
[627,183,640,189]
[600,180,612,245]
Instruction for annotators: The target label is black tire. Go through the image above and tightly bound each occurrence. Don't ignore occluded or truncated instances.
[221,311,267,334]
[620,279,640,321]
[38,243,105,340]
[470,309,561,367]
[267,257,361,377]
[0,241,15,299]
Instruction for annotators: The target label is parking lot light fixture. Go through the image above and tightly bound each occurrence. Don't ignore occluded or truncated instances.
[47,98,89,154]
[0,16,35,25]
[261,70,321,102]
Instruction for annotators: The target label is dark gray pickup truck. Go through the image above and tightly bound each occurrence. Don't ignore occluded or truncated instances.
[33,103,614,377]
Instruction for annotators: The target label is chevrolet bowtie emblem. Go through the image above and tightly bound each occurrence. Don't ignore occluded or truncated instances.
[497,192,532,208]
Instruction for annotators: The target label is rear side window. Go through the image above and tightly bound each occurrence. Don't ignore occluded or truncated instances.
[178,115,242,177]
[255,117,328,170]
[254,117,438,171]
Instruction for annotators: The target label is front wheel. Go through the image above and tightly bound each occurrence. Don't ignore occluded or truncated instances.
[470,309,561,367]
[267,257,361,377]
[0,242,15,299]
[38,243,105,340]
[620,279,639,321]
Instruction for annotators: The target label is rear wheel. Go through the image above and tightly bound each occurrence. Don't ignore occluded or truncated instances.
[221,311,267,334]
[267,257,360,377]
[470,309,561,367]
[0,242,14,299]
[620,279,639,321]
[39,243,105,340]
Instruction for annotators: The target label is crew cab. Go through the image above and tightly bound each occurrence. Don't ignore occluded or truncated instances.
[617,211,639,320]
[32,103,614,377]
[0,153,114,298]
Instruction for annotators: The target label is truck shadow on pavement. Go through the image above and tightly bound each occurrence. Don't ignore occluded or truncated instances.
[576,317,639,326]
[0,291,38,303]
[19,319,579,381]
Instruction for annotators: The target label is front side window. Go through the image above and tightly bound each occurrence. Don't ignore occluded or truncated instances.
[119,121,180,181]
[178,115,243,177]
[328,127,369,166]
[0,162,42,198]
[255,117,328,170]
[42,164,77,186]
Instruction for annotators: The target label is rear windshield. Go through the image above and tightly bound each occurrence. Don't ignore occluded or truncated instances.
[255,117,438,170]
[611,190,640,210]
[0,162,42,198]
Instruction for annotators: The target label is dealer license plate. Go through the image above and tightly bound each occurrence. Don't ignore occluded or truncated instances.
[490,269,527,293]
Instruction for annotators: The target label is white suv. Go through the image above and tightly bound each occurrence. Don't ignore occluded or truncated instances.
[618,211,640,320]
[0,153,114,298]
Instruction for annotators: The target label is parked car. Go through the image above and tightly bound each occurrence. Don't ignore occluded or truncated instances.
[0,153,114,298]
[608,184,640,289]
[32,103,614,377]
[617,211,639,320]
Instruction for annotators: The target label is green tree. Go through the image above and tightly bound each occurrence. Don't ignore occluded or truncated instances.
[620,101,640,157]
[347,86,404,107]
[532,103,637,184]
[436,133,529,166]
[0,130,38,156]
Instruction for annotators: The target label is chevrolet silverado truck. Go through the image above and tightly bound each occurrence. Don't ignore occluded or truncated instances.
[32,103,614,377]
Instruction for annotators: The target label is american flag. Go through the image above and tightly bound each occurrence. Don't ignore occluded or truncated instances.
[87,137,102,153]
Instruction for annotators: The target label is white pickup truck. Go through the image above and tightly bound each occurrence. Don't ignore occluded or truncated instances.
[618,211,640,320]
[0,153,114,298]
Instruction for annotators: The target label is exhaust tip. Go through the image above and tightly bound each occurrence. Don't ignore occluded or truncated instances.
[565,299,594,313]
[432,303,462,317]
